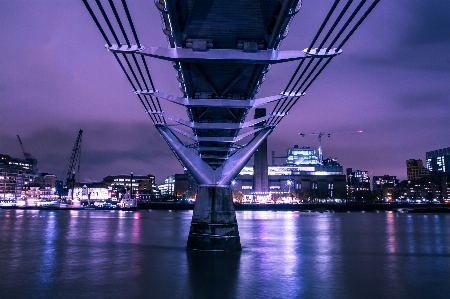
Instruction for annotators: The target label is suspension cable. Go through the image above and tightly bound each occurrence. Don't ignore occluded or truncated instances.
[108,0,131,47]
[82,0,112,47]
[306,0,341,52]
[121,0,141,47]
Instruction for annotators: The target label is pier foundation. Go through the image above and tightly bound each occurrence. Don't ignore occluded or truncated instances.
[186,186,241,251]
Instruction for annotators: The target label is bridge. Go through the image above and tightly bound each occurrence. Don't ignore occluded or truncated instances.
[82,0,380,251]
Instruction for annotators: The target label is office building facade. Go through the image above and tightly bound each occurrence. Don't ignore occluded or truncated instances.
[426,147,450,173]
[0,154,38,199]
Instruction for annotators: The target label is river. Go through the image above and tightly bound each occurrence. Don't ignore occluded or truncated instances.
[1,209,449,299]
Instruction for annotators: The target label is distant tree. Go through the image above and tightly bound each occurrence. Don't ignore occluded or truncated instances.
[353,190,373,202]
[297,189,311,202]
[372,190,383,202]
[332,189,347,201]
[232,190,244,203]
[182,190,196,201]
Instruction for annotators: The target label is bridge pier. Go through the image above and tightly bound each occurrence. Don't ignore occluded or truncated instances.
[186,186,241,251]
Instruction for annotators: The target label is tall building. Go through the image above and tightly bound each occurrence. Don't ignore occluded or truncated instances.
[426,147,450,173]
[346,168,371,200]
[0,154,38,199]
[406,159,430,180]
[253,108,269,193]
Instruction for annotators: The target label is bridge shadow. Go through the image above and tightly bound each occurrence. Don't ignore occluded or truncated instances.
[186,250,241,299]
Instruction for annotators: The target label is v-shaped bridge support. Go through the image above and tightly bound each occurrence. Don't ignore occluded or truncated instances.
[156,124,274,251]
[156,125,273,186]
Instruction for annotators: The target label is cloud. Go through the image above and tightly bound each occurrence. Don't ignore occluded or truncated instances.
[402,1,450,46]
[398,91,449,111]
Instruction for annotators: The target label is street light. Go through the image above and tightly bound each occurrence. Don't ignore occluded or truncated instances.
[287,180,293,193]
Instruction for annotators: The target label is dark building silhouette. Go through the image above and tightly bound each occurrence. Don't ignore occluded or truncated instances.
[346,168,371,200]
[253,108,269,193]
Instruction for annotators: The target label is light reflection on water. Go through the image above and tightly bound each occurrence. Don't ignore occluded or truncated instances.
[1,209,450,299]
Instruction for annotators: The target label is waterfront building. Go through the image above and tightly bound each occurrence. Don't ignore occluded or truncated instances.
[38,173,57,188]
[372,175,398,201]
[0,154,38,199]
[73,182,110,201]
[158,175,175,197]
[397,172,450,202]
[233,145,347,202]
[406,159,430,180]
[103,174,156,200]
[346,168,371,200]
[426,147,450,173]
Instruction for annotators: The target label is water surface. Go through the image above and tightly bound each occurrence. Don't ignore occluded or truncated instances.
[1,209,449,299]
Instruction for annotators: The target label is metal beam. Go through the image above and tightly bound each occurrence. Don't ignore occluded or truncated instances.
[157,111,280,130]
[134,90,286,108]
[156,125,274,186]
[168,126,269,143]
[107,45,342,64]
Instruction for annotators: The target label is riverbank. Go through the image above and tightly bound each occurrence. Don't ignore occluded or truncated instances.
[138,202,450,213]
[2,202,450,213]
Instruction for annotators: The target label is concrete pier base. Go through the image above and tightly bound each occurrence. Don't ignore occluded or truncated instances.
[186,186,241,251]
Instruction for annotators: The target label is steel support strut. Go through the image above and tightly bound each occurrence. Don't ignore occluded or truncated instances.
[156,125,273,251]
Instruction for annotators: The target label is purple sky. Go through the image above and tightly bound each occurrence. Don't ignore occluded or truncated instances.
[1,0,449,184]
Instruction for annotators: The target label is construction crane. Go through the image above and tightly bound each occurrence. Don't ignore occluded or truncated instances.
[62,129,83,189]
[298,130,362,164]
[16,135,38,172]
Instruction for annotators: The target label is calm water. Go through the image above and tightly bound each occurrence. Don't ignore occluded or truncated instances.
[1,209,449,299]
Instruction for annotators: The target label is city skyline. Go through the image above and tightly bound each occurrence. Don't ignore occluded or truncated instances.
[1,1,449,184]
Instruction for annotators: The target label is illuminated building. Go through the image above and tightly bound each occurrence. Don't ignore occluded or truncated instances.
[103,174,156,200]
[372,175,398,201]
[397,172,450,202]
[346,168,371,200]
[158,175,175,197]
[426,147,450,173]
[0,154,38,199]
[286,146,320,165]
[234,145,347,202]
[406,159,429,180]
[73,183,110,201]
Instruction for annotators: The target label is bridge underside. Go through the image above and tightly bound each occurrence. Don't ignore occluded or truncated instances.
[159,0,300,251]
[83,0,380,251]
[158,0,300,171]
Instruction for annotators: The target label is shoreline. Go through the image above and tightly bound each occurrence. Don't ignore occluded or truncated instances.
[2,202,450,213]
